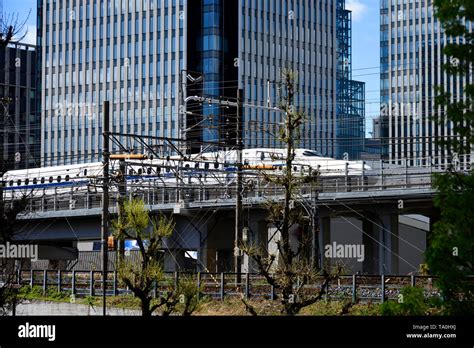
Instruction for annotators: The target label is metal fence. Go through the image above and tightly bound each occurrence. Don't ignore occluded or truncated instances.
[21,167,444,215]
[15,270,444,304]
[7,155,471,216]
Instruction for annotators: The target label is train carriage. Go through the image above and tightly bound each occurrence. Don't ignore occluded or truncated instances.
[1,149,372,199]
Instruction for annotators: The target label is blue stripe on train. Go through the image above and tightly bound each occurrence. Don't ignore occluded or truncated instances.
[2,180,89,191]
[3,168,240,191]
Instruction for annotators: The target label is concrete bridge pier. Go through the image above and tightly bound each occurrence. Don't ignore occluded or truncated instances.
[201,214,235,273]
[362,215,379,274]
[318,217,331,270]
[378,214,399,274]
[163,214,210,272]
[362,213,399,274]
[242,217,268,273]
[267,224,280,271]
[163,249,188,272]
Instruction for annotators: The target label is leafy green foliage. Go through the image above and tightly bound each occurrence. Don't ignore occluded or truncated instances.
[46,289,70,301]
[19,285,43,298]
[432,0,474,153]
[0,194,30,315]
[175,276,201,316]
[112,199,175,316]
[84,296,96,308]
[380,287,428,316]
[426,172,474,314]
[426,0,474,315]
[19,285,70,302]
[112,199,200,316]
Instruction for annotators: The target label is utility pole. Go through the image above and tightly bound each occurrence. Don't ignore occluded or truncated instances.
[234,89,243,284]
[311,187,320,270]
[117,159,126,261]
[0,97,11,175]
[179,70,186,154]
[0,96,12,215]
[101,101,110,316]
[0,97,6,242]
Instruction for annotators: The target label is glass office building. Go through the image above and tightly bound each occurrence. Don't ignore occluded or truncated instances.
[335,0,365,160]
[0,42,39,171]
[38,0,365,165]
[237,0,365,159]
[380,0,473,167]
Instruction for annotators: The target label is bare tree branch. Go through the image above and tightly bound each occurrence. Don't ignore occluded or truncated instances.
[0,9,31,46]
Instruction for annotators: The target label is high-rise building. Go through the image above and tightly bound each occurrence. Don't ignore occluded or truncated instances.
[380,0,473,167]
[335,0,365,160]
[0,42,40,172]
[38,0,365,166]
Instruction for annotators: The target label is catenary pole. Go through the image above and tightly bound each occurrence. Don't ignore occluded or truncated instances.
[101,101,110,316]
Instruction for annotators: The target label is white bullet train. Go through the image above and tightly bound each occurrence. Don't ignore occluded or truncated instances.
[1,148,371,199]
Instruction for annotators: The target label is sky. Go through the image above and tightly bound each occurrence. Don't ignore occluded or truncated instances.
[4,0,380,137]
[346,0,380,137]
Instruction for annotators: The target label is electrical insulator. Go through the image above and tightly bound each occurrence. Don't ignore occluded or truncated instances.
[107,236,115,250]
[242,227,249,242]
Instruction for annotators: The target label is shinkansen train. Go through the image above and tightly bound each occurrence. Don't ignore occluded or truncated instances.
[1,148,371,199]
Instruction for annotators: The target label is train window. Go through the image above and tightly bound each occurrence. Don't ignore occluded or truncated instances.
[17,179,22,186]
[33,178,38,185]
[302,150,321,157]
[156,166,161,173]
[260,152,265,160]
[204,163,209,170]
[138,169,143,175]
[25,179,29,185]
[147,168,152,175]
[41,177,45,184]
[270,153,283,160]
[9,180,13,186]
[129,169,134,175]
[65,175,70,181]
[214,162,219,169]
[49,177,53,183]
[57,176,61,183]
[194,163,199,169]
[83,169,88,176]
[185,164,190,169]
[294,166,298,172]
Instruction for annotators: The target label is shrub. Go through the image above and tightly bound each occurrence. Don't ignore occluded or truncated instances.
[47,289,69,300]
[19,285,44,298]
[380,286,427,316]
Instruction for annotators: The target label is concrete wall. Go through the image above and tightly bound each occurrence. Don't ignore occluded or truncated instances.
[398,221,427,274]
[330,217,364,274]
[15,300,140,316]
